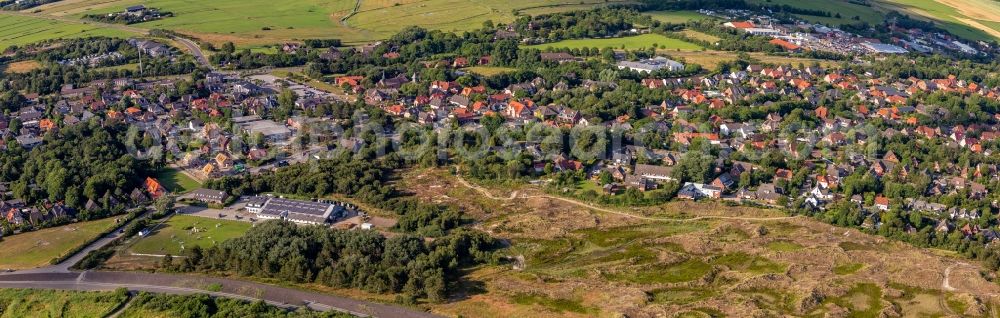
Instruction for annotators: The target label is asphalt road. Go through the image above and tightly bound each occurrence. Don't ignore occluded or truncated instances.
[0,213,441,318]
[0,271,441,318]
[170,35,213,69]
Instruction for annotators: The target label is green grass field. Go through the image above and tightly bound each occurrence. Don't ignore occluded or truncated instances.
[0,15,133,51]
[0,288,128,318]
[525,33,704,51]
[645,10,713,24]
[129,215,251,255]
[0,217,119,270]
[155,168,201,193]
[748,0,883,26]
[27,0,627,46]
[462,66,517,76]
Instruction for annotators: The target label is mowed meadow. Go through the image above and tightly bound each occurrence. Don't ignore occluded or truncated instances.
[24,0,634,46]
[0,15,133,49]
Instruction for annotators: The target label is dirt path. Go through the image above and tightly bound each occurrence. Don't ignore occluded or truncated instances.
[454,174,799,223]
[942,263,959,292]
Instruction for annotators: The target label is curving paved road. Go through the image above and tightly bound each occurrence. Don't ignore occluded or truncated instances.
[170,35,213,69]
[0,271,441,318]
[0,213,440,318]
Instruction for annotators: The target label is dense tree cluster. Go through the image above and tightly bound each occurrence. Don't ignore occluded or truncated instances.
[168,221,500,303]
[513,7,639,42]
[205,154,462,236]
[210,46,308,69]
[0,121,152,214]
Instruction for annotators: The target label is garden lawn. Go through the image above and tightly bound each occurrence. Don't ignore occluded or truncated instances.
[0,217,118,270]
[129,215,251,255]
[525,34,703,51]
[155,168,201,193]
[462,66,517,76]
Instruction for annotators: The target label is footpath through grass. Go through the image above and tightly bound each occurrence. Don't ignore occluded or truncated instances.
[129,214,251,255]
[0,217,119,270]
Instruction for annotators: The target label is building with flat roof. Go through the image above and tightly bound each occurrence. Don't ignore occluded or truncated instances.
[245,197,348,225]
[236,118,291,142]
[617,57,685,73]
[861,42,908,54]
[186,188,228,204]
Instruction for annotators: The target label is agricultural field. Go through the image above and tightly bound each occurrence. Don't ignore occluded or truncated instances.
[0,14,133,51]
[128,214,251,255]
[875,0,1000,41]
[398,169,1000,317]
[746,0,1000,42]
[26,0,629,47]
[0,288,128,318]
[154,168,201,193]
[525,34,704,51]
[0,217,119,270]
[747,0,884,26]
[645,10,713,24]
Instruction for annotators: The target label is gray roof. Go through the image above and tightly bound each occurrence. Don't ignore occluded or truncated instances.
[259,197,335,224]
[189,188,227,202]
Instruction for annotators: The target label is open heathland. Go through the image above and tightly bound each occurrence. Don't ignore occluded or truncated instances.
[396,168,1000,317]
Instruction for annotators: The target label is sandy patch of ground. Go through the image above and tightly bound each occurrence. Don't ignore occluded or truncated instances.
[2,60,41,73]
[399,168,1000,317]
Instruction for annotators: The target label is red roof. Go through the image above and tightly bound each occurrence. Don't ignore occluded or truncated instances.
[728,21,755,29]
[769,39,800,51]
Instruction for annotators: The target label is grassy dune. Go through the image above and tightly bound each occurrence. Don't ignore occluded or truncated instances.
[0,289,127,318]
